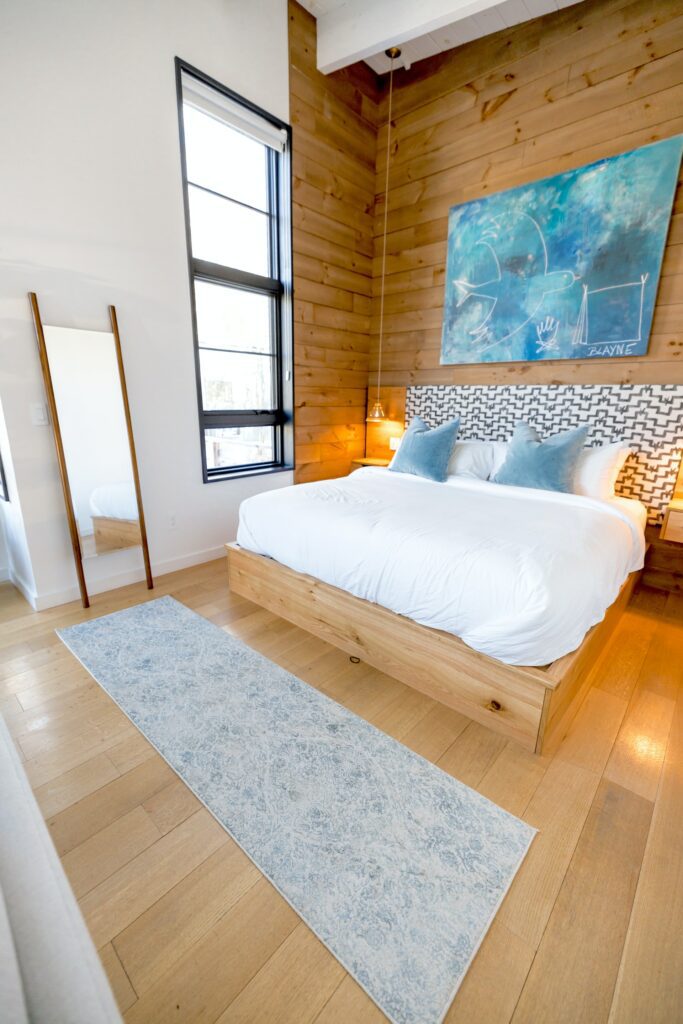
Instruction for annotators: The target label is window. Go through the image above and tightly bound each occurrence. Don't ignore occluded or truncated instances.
[176,61,293,480]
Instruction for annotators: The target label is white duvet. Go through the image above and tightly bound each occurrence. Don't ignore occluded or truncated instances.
[237,468,646,666]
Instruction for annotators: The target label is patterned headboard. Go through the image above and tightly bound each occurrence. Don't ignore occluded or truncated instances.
[405,384,683,524]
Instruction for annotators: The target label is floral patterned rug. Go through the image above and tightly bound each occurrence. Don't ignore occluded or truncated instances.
[58,595,535,1024]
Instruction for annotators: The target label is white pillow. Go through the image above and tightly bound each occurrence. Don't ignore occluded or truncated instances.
[489,441,508,479]
[447,440,509,480]
[574,442,631,500]
[447,441,494,479]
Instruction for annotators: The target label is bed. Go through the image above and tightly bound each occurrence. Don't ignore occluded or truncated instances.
[228,466,646,753]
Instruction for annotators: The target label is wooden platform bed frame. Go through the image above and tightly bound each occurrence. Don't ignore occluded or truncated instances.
[227,543,640,755]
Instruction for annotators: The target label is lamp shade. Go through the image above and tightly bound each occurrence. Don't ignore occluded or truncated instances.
[366,399,385,421]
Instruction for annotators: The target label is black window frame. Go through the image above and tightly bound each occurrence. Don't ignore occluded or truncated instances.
[175,58,294,483]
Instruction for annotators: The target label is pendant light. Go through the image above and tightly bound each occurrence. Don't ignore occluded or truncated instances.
[367,46,401,422]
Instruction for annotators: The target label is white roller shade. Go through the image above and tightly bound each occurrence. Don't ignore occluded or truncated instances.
[181,72,288,153]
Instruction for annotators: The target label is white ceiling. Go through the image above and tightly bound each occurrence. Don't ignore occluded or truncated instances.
[299,0,585,75]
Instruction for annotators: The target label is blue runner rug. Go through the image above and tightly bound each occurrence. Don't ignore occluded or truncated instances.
[58,596,535,1024]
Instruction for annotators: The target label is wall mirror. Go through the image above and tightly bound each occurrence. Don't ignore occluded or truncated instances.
[30,294,152,607]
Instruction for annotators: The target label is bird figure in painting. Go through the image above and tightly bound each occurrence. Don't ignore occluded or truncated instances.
[451,212,576,348]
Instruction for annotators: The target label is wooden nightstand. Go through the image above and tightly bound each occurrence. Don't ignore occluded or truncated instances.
[643,521,683,594]
[661,497,683,544]
[350,457,391,470]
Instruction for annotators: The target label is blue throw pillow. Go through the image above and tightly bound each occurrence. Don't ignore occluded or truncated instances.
[494,422,589,493]
[389,416,460,483]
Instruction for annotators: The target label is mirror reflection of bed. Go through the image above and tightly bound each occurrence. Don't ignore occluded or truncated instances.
[42,325,142,558]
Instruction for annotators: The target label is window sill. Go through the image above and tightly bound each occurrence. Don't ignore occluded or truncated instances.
[204,464,294,484]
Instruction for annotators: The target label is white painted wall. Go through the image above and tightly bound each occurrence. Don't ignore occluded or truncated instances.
[0,512,8,583]
[0,0,292,609]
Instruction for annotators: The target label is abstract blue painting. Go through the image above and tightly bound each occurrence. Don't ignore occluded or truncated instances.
[441,135,683,365]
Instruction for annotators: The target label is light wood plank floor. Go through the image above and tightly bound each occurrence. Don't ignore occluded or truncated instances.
[1,560,682,1023]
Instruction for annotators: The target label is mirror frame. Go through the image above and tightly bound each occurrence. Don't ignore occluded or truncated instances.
[29,292,153,608]
[0,449,8,502]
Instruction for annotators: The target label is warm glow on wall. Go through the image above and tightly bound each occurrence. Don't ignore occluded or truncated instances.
[367,417,403,452]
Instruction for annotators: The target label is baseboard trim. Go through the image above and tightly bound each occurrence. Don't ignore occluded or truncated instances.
[154,544,226,579]
[9,567,38,609]
[25,544,227,611]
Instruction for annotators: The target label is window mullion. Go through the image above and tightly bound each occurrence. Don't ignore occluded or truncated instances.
[198,345,276,359]
[202,411,279,427]
[192,259,281,295]
[187,179,274,220]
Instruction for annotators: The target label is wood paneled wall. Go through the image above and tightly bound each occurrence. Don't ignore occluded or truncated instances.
[288,1,380,482]
[370,0,683,387]
[290,0,682,481]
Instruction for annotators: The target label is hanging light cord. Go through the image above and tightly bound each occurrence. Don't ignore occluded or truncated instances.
[376,53,396,405]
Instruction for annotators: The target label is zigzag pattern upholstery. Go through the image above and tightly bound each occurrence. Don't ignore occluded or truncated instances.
[405,384,683,524]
